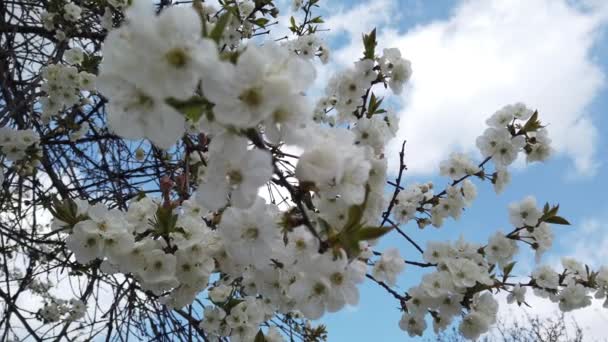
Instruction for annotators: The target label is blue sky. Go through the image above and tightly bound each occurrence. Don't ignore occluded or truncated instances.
[284,0,608,340]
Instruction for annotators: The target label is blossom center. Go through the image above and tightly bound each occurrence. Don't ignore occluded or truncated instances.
[227,169,243,185]
[165,47,190,68]
[312,282,326,296]
[273,108,290,123]
[330,272,344,286]
[243,227,259,240]
[239,87,263,108]
[295,239,307,251]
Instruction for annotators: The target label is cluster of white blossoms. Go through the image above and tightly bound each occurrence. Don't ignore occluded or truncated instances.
[395,191,606,339]
[38,298,86,323]
[40,2,82,31]
[60,197,218,308]
[0,128,40,162]
[40,2,82,41]
[63,2,82,22]
[439,153,481,180]
[220,0,272,48]
[21,275,87,323]
[398,236,496,338]
[40,62,96,121]
[59,192,366,340]
[198,297,285,342]
[56,2,412,338]
[508,196,553,261]
[388,102,554,233]
[391,176,478,229]
[0,127,41,176]
[41,0,128,35]
[529,257,608,313]
[477,102,552,166]
[313,48,410,126]
[31,1,605,340]
[378,48,413,94]
[287,34,330,64]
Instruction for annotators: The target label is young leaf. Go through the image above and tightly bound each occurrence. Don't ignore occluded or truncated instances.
[356,227,393,241]
[343,205,364,233]
[311,16,324,24]
[521,110,541,133]
[209,12,232,43]
[502,261,516,283]
[254,18,270,27]
[544,216,571,225]
[289,16,297,32]
[166,96,210,122]
[362,28,377,60]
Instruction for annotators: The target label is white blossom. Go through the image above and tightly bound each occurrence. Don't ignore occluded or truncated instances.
[399,312,426,337]
[507,284,527,305]
[533,265,559,289]
[508,196,542,227]
[372,248,405,286]
[196,134,272,210]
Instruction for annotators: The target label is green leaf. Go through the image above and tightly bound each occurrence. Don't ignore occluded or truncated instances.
[367,93,385,116]
[214,297,243,313]
[502,261,516,283]
[50,197,87,226]
[154,206,178,236]
[539,203,560,222]
[81,54,101,74]
[225,5,240,18]
[209,11,232,43]
[343,205,364,233]
[362,28,377,60]
[166,96,209,122]
[546,204,559,218]
[310,16,324,24]
[253,18,270,27]
[544,216,571,225]
[356,226,392,241]
[254,329,266,342]
[289,16,297,32]
[521,110,541,133]
[335,232,361,258]
[341,185,371,232]
[219,50,241,64]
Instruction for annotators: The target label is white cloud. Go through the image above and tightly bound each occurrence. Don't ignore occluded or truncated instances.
[554,216,608,268]
[323,0,399,43]
[325,0,608,176]
[493,291,608,341]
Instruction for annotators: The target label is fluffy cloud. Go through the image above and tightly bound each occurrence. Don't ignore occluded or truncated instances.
[493,292,608,341]
[553,216,608,268]
[326,0,608,176]
[323,0,400,42]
